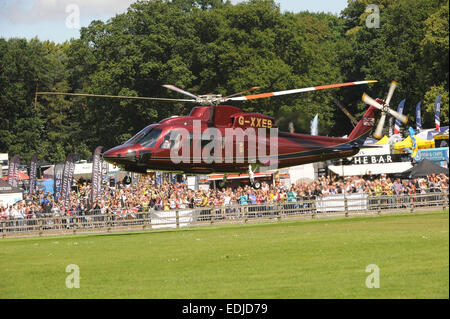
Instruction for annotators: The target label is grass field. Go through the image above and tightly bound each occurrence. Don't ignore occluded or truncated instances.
[0,211,448,299]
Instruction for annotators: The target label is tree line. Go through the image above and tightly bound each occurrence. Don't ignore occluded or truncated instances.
[0,0,448,164]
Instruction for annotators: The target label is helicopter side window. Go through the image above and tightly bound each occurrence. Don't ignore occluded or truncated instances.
[161,135,171,149]
[160,131,190,149]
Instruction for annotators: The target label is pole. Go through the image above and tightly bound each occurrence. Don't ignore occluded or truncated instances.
[34,81,39,108]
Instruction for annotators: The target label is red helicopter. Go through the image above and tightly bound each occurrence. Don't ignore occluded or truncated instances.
[38,80,407,186]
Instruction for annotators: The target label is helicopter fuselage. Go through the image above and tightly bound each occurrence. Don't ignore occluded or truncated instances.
[103,105,378,174]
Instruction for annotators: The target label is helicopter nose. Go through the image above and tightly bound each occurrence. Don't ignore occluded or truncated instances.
[103,145,136,163]
[103,146,152,166]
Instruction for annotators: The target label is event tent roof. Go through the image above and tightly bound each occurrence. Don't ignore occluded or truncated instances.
[1,171,29,181]
[0,179,24,194]
[375,135,389,145]
[416,126,449,140]
[400,158,449,179]
[393,135,435,150]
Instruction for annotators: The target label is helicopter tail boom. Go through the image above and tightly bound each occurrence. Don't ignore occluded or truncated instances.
[347,105,379,144]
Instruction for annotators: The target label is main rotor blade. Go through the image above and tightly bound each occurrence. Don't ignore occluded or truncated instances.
[227,80,378,101]
[36,92,196,103]
[385,81,397,106]
[223,86,261,99]
[162,85,199,99]
[374,112,386,139]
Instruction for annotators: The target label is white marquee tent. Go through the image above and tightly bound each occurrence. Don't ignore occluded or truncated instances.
[0,179,23,208]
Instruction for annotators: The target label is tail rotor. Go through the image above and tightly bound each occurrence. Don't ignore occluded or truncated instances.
[362,81,408,139]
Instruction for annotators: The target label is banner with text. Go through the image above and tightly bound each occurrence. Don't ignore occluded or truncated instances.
[91,146,103,204]
[61,154,75,207]
[29,154,38,195]
[7,155,20,188]
[54,161,65,195]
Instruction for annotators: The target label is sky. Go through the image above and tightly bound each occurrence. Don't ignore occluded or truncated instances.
[0,0,349,44]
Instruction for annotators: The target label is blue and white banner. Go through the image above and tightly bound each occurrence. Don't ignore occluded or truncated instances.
[394,99,405,134]
[413,147,449,168]
[155,171,162,185]
[54,161,64,195]
[435,94,441,131]
[416,101,422,131]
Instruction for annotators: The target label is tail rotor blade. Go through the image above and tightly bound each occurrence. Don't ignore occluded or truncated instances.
[384,81,398,106]
[387,107,408,124]
[374,112,386,139]
[362,93,384,110]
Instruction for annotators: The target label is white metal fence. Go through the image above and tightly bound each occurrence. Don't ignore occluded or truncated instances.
[1,191,448,238]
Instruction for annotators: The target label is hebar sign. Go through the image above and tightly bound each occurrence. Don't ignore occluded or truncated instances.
[351,155,394,165]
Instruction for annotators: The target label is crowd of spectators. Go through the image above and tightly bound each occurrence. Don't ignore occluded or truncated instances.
[0,173,448,222]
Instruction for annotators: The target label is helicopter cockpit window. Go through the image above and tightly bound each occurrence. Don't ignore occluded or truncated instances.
[125,128,162,148]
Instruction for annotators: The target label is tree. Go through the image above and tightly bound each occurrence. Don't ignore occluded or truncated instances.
[1,0,448,163]
[338,0,448,133]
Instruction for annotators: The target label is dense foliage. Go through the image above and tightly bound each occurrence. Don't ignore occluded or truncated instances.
[0,0,448,163]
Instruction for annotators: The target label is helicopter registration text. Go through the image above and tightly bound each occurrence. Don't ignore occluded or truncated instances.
[237,116,273,128]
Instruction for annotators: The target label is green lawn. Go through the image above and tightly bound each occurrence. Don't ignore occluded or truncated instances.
[0,211,448,299]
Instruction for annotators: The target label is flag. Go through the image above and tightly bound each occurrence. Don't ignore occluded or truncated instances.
[415,101,422,131]
[394,99,405,134]
[408,127,418,158]
[155,171,162,185]
[310,114,319,136]
[54,161,65,195]
[7,155,20,188]
[435,94,441,131]
[128,207,138,219]
[101,159,109,187]
[61,154,76,208]
[29,154,38,195]
[91,146,103,204]
[388,117,394,137]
